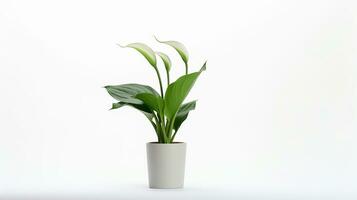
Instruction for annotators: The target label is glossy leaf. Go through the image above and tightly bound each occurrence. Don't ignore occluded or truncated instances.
[155,36,189,64]
[105,84,159,104]
[164,62,206,120]
[174,100,196,131]
[111,101,156,129]
[135,93,164,115]
[118,43,157,67]
[111,101,151,113]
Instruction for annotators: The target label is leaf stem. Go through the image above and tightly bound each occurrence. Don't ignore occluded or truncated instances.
[154,67,164,98]
[166,70,170,86]
[159,115,168,143]
[153,115,162,142]
[170,130,178,143]
[154,112,168,143]
[167,113,177,142]
[185,62,188,74]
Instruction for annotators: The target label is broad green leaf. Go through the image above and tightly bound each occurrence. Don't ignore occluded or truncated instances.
[104,84,159,104]
[174,100,196,131]
[131,103,156,122]
[135,93,164,115]
[155,36,189,64]
[164,62,206,119]
[118,43,157,67]
[111,101,156,129]
[111,101,151,113]
[156,52,171,72]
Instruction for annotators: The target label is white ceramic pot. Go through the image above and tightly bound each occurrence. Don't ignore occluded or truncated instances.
[146,142,186,189]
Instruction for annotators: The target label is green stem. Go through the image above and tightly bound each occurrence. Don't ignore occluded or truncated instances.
[167,114,177,142]
[150,120,160,142]
[155,112,168,143]
[154,67,164,98]
[166,70,170,86]
[153,115,162,142]
[185,62,188,75]
[165,118,170,133]
[159,115,168,143]
[170,130,178,143]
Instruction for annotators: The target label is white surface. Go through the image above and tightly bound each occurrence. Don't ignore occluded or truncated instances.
[0,0,357,199]
[1,186,355,200]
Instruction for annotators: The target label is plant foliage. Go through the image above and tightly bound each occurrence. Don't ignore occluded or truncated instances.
[106,37,206,143]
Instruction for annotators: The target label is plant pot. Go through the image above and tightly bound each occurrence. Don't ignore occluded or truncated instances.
[146,142,186,189]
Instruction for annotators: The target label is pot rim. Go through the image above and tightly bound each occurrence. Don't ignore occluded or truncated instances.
[147,142,186,145]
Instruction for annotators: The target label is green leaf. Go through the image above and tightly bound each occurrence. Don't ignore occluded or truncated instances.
[111,102,125,110]
[174,100,196,131]
[111,101,154,120]
[155,36,189,64]
[104,84,160,104]
[199,61,207,72]
[118,43,157,67]
[164,62,206,120]
[135,93,164,115]
[111,101,152,114]
[156,52,171,72]
[111,101,157,132]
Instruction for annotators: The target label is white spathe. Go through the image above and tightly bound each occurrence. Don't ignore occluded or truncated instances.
[146,142,186,189]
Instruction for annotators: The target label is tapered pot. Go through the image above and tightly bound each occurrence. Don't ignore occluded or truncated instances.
[146,142,186,189]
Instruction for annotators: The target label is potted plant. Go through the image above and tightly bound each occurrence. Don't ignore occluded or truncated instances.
[104,37,206,189]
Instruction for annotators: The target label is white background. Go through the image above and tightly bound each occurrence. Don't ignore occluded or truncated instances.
[1,0,356,199]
